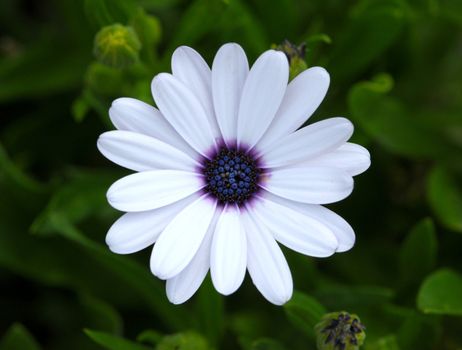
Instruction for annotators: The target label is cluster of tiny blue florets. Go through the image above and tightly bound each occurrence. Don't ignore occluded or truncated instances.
[203,148,261,205]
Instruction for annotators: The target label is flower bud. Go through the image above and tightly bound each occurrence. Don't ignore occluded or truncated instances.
[93,24,141,69]
[315,311,366,350]
[274,39,308,80]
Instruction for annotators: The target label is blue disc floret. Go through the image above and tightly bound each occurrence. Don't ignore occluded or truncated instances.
[202,147,261,205]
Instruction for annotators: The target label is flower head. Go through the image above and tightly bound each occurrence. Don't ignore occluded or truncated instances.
[97,43,370,305]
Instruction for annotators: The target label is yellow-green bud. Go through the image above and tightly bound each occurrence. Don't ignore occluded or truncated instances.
[274,39,308,80]
[315,312,366,350]
[93,24,141,69]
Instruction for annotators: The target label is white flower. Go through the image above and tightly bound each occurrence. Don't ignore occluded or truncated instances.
[97,43,370,305]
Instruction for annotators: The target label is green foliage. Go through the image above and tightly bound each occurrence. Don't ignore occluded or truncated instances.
[399,218,438,286]
[194,277,225,346]
[130,8,162,65]
[417,269,462,316]
[328,0,407,82]
[155,332,210,350]
[348,74,453,159]
[31,170,191,330]
[0,324,41,350]
[427,166,462,233]
[397,311,440,350]
[250,338,287,350]
[84,0,137,28]
[1,0,462,349]
[284,291,326,337]
[84,329,150,350]
[364,335,400,350]
[80,294,123,334]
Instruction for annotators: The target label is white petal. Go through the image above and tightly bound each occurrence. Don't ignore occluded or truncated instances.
[109,98,196,158]
[303,142,371,176]
[237,50,289,149]
[97,130,199,172]
[151,73,216,156]
[251,196,338,257]
[302,205,355,252]
[262,192,355,252]
[210,205,247,295]
[257,67,330,150]
[260,118,354,168]
[166,211,219,304]
[171,46,221,139]
[150,196,217,280]
[106,195,197,254]
[243,210,292,305]
[212,43,249,144]
[107,170,203,212]
[262,166,353,204]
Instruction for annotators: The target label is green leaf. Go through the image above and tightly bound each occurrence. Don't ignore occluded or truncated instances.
[167,0,267,57]
[0,35,88,103]
[85,329,150,350]
[251,338,287,350]
[84,0,136,27]
[31,170,191,330]
[315,285,395,309]
[283,290,326,337]
[0,143,47,197]
[397,311,440,350]
[365,335,400,350]
[156,332,210,350]
[80,294,123,334]
[194,276,224,346]
[348,74,453,158]
[328,0,407,81]
[399,218,438,285]
[229,311,269,348]
[427,166,462,232]
[417,269,462,315]
[437,0,462,25]
[0,323,41,350]
[31,169,117,230]
[130,8,162,65]
[137,330,163,346]
[71,94,91,123]
[85,62,127,97]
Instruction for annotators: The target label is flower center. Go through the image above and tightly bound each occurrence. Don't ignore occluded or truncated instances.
[202,147,261,205]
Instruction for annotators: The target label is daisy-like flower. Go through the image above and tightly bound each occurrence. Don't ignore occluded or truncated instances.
[97,43,370,305]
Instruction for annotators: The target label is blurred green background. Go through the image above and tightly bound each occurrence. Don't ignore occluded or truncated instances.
[1,0,462,349]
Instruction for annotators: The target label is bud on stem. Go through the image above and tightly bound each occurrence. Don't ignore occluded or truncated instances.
[93,24,141,69]
[315,311,366,350]
[274,39,308,80]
